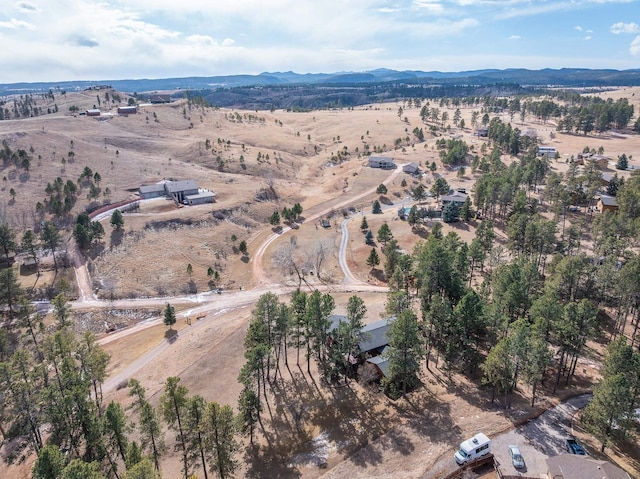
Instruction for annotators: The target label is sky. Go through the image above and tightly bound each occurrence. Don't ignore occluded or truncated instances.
[1,0,639,84]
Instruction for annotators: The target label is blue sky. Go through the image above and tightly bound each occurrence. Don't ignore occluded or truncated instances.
[1,0,639,83]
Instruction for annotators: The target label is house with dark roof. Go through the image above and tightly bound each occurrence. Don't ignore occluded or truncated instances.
[546,454,631,479]
[441,192,468,206]
[601,172,615,186]
[368,156,396,169]
[359,317,395,356]
[597,194,618,213]
[149,94,172,104]
[139,183,167,199]
[139,179,215,205]
[403,162,420,175]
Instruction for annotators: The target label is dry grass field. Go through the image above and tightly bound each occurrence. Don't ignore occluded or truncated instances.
[1,86,640,479]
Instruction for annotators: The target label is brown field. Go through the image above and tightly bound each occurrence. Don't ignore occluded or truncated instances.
[1,86,640,479]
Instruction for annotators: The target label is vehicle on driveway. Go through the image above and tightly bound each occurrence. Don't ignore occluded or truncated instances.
[565,437,586,455]
[508,445,525,469]
[454,433,491,465]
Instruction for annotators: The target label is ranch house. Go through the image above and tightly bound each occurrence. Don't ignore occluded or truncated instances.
[139,179,216,205]
[368,156,396,169]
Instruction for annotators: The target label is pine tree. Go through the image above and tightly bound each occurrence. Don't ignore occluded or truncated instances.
[203,402,239,479]
[360,216,369,232]
[366,248,380,269]
[163,303,176,329]
[385,310,424,397]
[376,223,393,246]
[110,209,124,230]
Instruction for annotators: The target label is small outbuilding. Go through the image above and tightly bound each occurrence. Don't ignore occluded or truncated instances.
[597,194,618,213]
[590,155,610,170]
[368,156,396,169]
[117,105,137,115]
[365,346,391,379]
[86,109,101,117]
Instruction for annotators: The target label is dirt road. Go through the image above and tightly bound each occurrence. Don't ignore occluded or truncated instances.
[251,164,404,286]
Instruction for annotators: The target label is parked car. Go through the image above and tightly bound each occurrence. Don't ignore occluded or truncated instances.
[508,445,525,469]
[565,438,586,455]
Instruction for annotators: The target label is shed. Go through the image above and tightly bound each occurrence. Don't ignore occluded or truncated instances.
[546,453,631,479]
[366,346,391,379]
[403,162,420,175]
[117,105,137,115]
[368,156,396,169]
[86,109,101,117]
[597,195,618,213]
[590,155,610,169]
[476,127,488,137]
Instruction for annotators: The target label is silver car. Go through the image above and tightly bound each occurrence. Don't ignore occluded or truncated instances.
[508,445,525,469]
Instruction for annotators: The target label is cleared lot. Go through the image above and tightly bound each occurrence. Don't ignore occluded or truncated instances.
[493,394,592,477]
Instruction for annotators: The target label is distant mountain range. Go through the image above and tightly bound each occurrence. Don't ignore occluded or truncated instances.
[2,68,640,96]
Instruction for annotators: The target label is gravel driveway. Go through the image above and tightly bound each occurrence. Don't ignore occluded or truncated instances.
[423,393,593,478]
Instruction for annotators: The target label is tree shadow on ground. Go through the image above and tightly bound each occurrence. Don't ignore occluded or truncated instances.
[110,228,124,247]
[412,226,429,239]
[164,329,178,342]
[393,383,462,445]
[243,443,302,479]
[258,366,397,471]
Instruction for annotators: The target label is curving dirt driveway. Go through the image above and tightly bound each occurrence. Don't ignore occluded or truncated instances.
[251,164,405,286]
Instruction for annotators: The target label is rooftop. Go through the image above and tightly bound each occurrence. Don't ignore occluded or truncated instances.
[546,454,631,479]
[359,317,395,353]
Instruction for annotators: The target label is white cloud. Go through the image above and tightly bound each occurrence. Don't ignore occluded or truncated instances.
[575,25,583,31]
[508,35,521,40]
[0,18,35,30]
[412,0,445,13]
[631,35,640,55]
[610,22,640,34]
[584,36,592,40]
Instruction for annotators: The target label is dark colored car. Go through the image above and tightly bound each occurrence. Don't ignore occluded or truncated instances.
[565,438,586,455]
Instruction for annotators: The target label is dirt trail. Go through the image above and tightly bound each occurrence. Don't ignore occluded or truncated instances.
[70,239,95,302]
